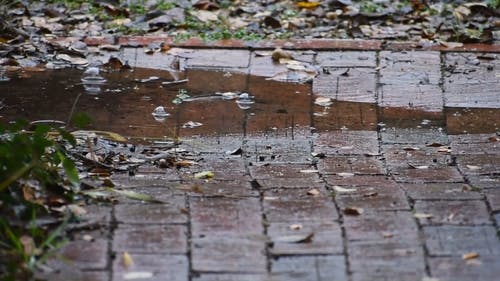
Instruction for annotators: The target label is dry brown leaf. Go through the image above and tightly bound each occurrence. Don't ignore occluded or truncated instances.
[488,136,500,142]
[344,207,363,216]
[271,48,293,62]
[462,252,480,260]
[362,191,378,198]
[275,233,314,243]
[307,188,320,196]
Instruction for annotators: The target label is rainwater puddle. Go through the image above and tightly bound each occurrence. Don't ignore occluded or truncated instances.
[0,67,499,143]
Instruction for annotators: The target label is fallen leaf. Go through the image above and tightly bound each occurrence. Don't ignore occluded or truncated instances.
[123,252,134,268]
[191,10,219,23]
[82,234,94,242]
[314,97,333,107]
[438,147,452,153]
[403,147,420,151]
[226,148,243,156]
[307,188,320,196]
[194,171,215,179]
[413,165,429,169]
[174,160,196,168]
[20,235,36,256]
[426,143,444,147]
[110,188,166,203]
[337,172,354,177]
[66,204,87,217]
[466,165,481,171]
[344,207,363,216]
[300,169,319,173]
[332,186,356,193]
[421,277,440,281]
[439,41,464,49]
[123,272,154,280]
[72,130,128,142]
[275,233,314,243]
[414,213,433,219]
[272,48,293,62]
[462,252,479,260]
[297,1,321,9]
[362,191,378,197]
[488,136,500,142]
[382,232,394,238]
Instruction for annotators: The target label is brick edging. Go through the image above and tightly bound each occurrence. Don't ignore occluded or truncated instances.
[72,36,500,52]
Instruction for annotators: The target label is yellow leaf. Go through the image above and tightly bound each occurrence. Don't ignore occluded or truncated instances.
[123,252,134,268]
[194,171,215,179]
[297,1,321,9]
[462,252,479,260]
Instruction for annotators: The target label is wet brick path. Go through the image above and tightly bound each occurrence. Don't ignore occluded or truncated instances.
[45,48,499,281]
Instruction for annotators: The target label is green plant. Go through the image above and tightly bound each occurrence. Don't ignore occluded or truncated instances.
[0,121,80,280]
[360,1,382,13]
[488,0,500,9]
[156,0,175,11]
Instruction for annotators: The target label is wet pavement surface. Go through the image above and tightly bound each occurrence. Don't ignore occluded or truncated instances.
[1,47,500,280]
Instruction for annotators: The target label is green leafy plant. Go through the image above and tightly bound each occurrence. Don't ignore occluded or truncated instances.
[488,0,500,9]
[0,121,80,280]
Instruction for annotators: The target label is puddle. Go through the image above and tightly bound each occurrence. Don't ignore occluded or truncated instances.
[0,67,499,143]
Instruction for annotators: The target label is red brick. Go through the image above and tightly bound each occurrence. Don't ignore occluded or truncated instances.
[349,240,425,281]
[113,254,188,281]
[114,201,187,224]
[424,225,500,256]
[313,130,379,155]
[268,222,343,255]
[344,211,419,242]
[317,156,385,175]
[271,256,347,281]
[313,101,378,131]
[113,225,187,254]
[313,68,377,103]
[190,197,262,235]
[414,200,491,225]
[47,239,108,270]
[401,183,482,200]
[316,51,377,67]
[392,167,464,183]
[429,256,500,281]
[191,235,267,273]
[485,189,500,212]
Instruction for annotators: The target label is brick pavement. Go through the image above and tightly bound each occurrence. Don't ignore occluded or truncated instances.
[41,43,499,281]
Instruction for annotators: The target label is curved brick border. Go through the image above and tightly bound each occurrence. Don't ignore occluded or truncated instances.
[74,36,500,52]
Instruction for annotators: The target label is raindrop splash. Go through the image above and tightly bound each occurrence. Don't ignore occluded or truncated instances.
[152,106,170,122]
[235,92,255,110]
[81,64,106,94]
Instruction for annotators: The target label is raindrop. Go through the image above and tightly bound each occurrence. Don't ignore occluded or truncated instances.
[152,106,170,122]
[81,64,106,94]
[236,92,255,110]
[0,67,10,82]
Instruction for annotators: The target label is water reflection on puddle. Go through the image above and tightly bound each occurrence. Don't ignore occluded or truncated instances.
[0,68,499,143]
